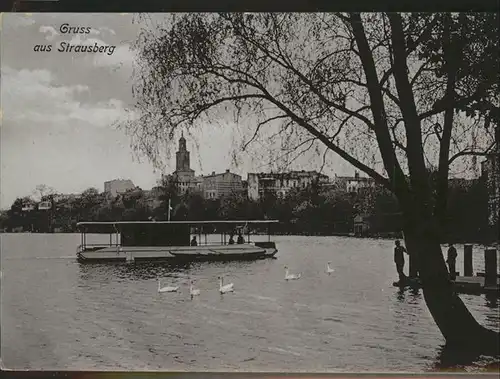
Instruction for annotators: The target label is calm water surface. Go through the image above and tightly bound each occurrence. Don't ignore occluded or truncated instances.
[1,233,499,371]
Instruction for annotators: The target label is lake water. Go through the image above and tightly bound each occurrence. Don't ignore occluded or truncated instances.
[1,233,499,372]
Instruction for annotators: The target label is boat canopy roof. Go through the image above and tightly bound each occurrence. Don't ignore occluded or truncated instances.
[77,220,279,233]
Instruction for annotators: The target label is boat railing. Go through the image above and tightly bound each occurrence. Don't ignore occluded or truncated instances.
[77,243,120,253]
[196,241,254,246]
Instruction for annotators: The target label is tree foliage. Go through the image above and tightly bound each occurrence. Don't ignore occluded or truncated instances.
[1,179,492,243]
[124,13,497,235]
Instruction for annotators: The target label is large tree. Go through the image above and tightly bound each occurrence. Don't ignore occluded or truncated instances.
[123,13,499,352]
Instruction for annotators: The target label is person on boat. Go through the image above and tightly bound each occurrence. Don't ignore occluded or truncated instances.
[228,233,235,245]
[446,243,458,280]
[394,240,409,283]
[190,236,198,246]
[237,232,245,244]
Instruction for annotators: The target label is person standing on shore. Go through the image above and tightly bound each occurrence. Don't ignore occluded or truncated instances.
[237,231,245,244]
[446,243,458,280]
[394,240,409,283]
[190,236,198,246]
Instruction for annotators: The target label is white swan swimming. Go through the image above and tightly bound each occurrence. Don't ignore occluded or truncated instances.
[190,280,200,298]
[158,280,179,293]
[284,266,301,280]
[218,275,234,294]
[326,261,335,274]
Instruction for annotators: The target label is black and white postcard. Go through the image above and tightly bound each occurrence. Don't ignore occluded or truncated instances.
[1,12,499,372]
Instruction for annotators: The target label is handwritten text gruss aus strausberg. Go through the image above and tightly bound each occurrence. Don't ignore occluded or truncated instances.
[33,23,116,56]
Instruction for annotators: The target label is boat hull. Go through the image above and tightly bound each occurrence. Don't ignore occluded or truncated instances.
[76,243,277,263]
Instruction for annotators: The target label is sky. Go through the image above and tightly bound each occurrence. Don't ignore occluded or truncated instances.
[0,13,362,209]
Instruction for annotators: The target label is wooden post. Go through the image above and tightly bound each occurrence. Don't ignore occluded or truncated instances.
[464,244,473,277]
[409,254,418,278]
[402,230,418,278]
[484,249,498,288]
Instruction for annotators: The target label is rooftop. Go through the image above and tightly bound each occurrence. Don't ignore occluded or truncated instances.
[250,170,329,178]
[203,169,241,178]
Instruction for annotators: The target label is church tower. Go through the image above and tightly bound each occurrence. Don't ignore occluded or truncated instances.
[171,132,201,195]
[175,133,191,172]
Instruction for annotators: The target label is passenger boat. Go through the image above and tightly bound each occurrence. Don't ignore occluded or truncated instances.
[76,220,279,263]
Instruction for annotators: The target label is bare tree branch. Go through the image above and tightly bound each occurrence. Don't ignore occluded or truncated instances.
[349,13,408,195]
[379,14,440,89]
[242,114,289,151]
[419,92,486,120]
[261,88,391,189]
[388,13,430,207]
[224,16,376,130]
[448,141,497,165]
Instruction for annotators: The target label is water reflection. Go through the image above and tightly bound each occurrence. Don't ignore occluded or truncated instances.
[77,259,266,284]
[396,288,405,302]
[485,293,498,309]
[77,261,193,282]
[395,286,422,303]
[433,343,500,371]
[411,287,421,296]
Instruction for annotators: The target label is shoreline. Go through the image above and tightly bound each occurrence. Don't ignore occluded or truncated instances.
[1,229,497,246]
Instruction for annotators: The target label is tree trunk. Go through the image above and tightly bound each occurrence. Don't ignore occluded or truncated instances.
[350,12,499,353]
[434,13,459,237]
[403,218,499,353]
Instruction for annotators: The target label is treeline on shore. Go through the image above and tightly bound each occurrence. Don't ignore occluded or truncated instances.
[0,176,495,243]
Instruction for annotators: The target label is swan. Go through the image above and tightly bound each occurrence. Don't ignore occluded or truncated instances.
[189,280,200,298]
[218,275,234,294]
[158,280,179,293]
[326,261,335,274]
[284,266,301,280]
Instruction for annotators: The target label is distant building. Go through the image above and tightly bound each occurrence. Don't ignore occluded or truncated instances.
[330,171,376,193]
[38,201,52,210]
[353,214,370,236]
[104,179,136,198]
[168,134,203,195]
[53,193,81,202]
[202,169,244,199]
[163,135,245,199]
[481,153,499,228]
[21,202,35,212]
[247,170,329,201]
